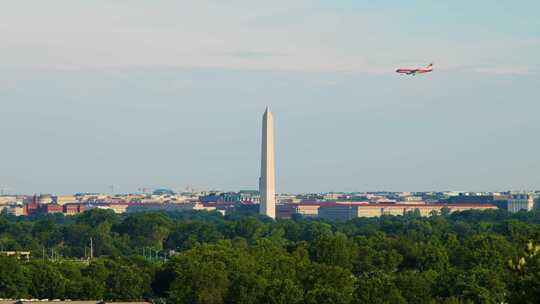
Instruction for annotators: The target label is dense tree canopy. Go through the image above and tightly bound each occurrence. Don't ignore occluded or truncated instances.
[0,209,540,303]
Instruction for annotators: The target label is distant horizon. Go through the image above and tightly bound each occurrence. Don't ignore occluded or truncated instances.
[2,188,539,196]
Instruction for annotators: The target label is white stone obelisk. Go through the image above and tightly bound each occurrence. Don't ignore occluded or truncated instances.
[259,107,276,219]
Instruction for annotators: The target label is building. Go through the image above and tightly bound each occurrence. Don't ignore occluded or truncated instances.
[400,196,423,203]
[94,203,129,214]
[276,194,298,204]
[318,203,498,221]
[507,194,535,213]
[238,190,260,203]
[126,202,215,213]
[55,195,78,205]
[0,251,31,261]
[63,203,86,215]
[277,202,369,219]
[446,194,494,205]
[24,202,39,215]
[200,192,225,203]
[38,194,54,204]
[276,204,296,219]
[39,204,64,214]
[276,203,321,219]
[259,107,276,219]
[153,188,176,196]
[0,196,19,205]
[200,191,260,204]
[7,205,25,216]
[317,204,359,221]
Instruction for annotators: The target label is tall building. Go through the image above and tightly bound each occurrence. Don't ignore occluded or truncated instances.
[259,107,276,219]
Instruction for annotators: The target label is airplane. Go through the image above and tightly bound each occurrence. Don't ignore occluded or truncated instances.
[396,63,433,76]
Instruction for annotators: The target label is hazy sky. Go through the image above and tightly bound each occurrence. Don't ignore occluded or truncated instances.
[1,1,539,194]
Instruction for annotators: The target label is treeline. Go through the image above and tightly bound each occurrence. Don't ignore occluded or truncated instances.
[1,209,540,303]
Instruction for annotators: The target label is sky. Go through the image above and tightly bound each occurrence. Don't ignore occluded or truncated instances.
[1,0,539,194]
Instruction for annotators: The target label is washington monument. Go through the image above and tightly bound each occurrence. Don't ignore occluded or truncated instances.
[259,107,276,219]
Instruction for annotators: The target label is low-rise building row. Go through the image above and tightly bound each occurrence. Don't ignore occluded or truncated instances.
[277,202,498,221]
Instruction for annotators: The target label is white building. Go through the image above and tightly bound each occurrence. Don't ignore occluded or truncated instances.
[507,194,535,213]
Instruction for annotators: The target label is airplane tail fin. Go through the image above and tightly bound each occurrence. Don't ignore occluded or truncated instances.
[426,63,433,70]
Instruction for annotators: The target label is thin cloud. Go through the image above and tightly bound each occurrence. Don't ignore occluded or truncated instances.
[224,50,288,59]
[473,66,539,75]
[0,1,538,74]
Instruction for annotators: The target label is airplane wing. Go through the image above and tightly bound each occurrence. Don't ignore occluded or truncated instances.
[396,69,417,75]
[396,69,413,73]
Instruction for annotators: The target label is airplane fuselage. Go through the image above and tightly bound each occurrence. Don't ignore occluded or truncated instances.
[396,64,433,76]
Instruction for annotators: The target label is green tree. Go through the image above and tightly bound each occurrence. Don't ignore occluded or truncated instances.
[353,236,403,275]
[0,256,29,298]
[165,221,223,251]
[76,209,118,227]
[302,263,354,304]
[508,241,540,304]
[57,262,86,299]
[231,217,268,242]
[353,272,405,304]
[166,244,237,304]
[27,261,68,299]
[81,259,109,299]
[395,270,437,303]
[310,232,358,270]
[116,212,173,250]
[261,279,303,304]
[456,267,506,304]
[225,272,266,304]
[418,242,450,272]
[32,219,61,247]
[168,259,229,304]
[104,260,147,300]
